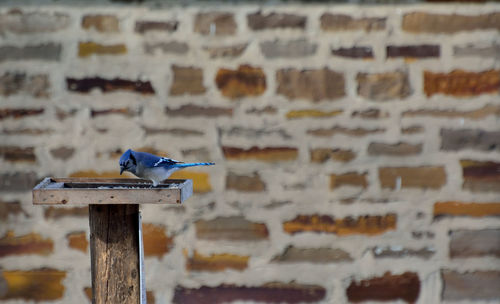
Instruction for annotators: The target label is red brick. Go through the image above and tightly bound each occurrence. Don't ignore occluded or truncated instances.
[173,283,326,304]
[194,12,236,36]
[346,272,420,303]
[66,77,155,94]
[461,160,500,192]
[331,46,373,59]
[195,216,269,241]
[283,214,397,236]
[0,108,44,120]
[387,45,440,58]
[223,146,298,162]
[215,65,266,99]
[0,146,36,162]
[320,14,386,31]
[0,269,66,301]
[424,69,500,97]
[135,20,178,33]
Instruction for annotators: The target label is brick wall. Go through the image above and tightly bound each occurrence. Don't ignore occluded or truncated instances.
[1,2,500,303]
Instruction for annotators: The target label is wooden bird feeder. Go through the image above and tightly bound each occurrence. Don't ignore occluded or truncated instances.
[32,177,193,304]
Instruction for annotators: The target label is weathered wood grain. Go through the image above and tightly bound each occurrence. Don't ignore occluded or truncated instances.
[89,204,140,304]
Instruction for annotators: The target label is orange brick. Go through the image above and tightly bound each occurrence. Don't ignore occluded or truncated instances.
[424,70,500,97]
[66,231,88,253]
[286,109,342,119]
[215,65,266,99]
[330,172,367,188]
[283,214,396,236]
[434,201,500,218]
[169,170,212,193]
[185,249,249,272]
[1,269,66,301]
[379,166,446,189]
[0,231,53,257]
[143,223,173,258]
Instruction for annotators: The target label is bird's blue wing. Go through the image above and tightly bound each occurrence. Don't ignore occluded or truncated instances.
[152,157,183,167]
[134,151,182,168]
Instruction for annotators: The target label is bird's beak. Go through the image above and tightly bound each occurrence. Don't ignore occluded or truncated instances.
[120,167,124,175]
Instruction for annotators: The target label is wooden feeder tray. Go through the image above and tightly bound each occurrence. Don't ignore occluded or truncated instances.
[33,177,193,205]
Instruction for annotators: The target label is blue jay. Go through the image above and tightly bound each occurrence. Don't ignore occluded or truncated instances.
[119,149,214,186]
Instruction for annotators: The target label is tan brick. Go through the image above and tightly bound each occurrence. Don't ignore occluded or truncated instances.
[441,128,500,151]
[379,166,446,189]
[351,108,389,119]
[78,42,126,57]
[247,11,306,30]
[50,146,75,160]
[0,172,38,191]
[372,246,435,259]
[434,201,500,218]
[66,231,88,253]
[0,200,27,220]
[402,104,500,120]
[357,71,411,101]
[144,41,188,55]
[173,283,326,303]
[215,65,266,99]
[320,14,386,31]
[346,272,420,303]
[307,126,384,137]
[195,216,269,241]
[286,109,342,119]
[283,214,396,236]
[424,70,500,97]
[0,10,70,34]
[203,43,248,58]
[310,148,355,163]
[0,231,53,257]
[461,160,500,192]
[223,146,298,162]
[169,66,206,96]
[44,206,88,219]
[276,67,345,102]
[143,223,173,258]
[166,104,233,117]
[442,270,500,301]
[449,229,500,258]
[82,15,119,32]
[403,12,500,33]
[330,172,367,188]
[0,72,50,98]
[367,142,422,156]
[226,172,266,192]
[401,125,424,134]
[272,246,352,263]
[194,12,236,36]
[0,43,61,62]
[260,39,317,58]
[185,249,249,272]
[0,269,66,301]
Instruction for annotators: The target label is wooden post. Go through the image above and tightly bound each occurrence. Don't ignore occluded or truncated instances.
[32,178,193,304]
[89,204,140,304]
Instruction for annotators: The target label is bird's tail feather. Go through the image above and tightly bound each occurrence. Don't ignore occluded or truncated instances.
[175,162,215,168]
